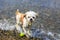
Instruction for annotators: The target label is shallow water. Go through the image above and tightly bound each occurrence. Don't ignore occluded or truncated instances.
[0,16,60,40]
[0,0,60,40]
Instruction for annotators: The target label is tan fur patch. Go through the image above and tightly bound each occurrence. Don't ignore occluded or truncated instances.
[16,9,25,25]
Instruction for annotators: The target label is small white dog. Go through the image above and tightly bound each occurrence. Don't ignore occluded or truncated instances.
[15,9,38,37]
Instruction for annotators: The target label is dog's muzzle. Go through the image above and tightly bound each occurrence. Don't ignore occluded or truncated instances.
[28,19,33,25]
[30,18,33,22]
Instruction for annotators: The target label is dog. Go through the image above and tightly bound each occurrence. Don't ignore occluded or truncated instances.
[15,9,38,37]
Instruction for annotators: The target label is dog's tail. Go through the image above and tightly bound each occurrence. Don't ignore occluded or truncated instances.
[15,9,20,15]
[17,9,19,12]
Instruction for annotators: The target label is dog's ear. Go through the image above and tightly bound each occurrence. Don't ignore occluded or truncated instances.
[24,14,26,17]
[36,13,39,17]
[17,9,19,12]
[36,11,39,18]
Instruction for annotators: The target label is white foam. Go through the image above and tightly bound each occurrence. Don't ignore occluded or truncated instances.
[0,19,15,31]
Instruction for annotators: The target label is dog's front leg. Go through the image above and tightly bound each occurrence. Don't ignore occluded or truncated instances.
[27,27,31,36]
[22,25,29,37]
[22,25,31,38]
[22,23,31,38]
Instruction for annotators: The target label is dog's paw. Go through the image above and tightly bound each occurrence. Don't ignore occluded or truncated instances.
[25,34,31,38]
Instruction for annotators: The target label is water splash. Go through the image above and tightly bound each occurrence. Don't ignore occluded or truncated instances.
[0,19,15,30]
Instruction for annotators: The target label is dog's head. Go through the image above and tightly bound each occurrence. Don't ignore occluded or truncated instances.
[25,11,38,25]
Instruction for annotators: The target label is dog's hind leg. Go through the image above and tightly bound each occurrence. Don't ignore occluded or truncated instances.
[15,15,21,32]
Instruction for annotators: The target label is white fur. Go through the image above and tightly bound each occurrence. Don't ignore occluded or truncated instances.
[23,11,38,37]
[16,10,38,37]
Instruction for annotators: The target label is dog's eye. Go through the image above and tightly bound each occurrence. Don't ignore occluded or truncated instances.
[33,17,35,18]
[28,16,30,18]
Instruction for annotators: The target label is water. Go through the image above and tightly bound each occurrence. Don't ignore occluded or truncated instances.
[0,0,60,40]
[0,17,60,40]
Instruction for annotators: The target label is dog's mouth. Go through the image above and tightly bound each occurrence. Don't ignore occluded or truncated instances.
[28,19,34,25]
[28,21,32,25]
[30,20,33,23]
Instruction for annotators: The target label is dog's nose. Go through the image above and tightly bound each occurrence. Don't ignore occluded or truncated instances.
[30,18,32,21]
